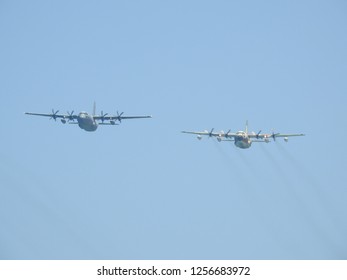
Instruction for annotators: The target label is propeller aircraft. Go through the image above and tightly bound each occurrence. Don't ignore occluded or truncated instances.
[182,121,304,149]
[25,103,152,132]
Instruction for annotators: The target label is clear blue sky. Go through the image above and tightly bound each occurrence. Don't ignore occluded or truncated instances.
[0,0,346,259]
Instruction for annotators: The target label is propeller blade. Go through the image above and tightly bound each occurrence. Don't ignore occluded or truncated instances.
[100,110,108,123]
[50,109,59,121]
[116,111,124,122]
[271,131,280,141]
[256,130,262,139]
[67,111,75,121]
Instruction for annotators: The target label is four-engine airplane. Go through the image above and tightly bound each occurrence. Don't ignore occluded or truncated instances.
[25,103,152,132]
[182,122,304,149]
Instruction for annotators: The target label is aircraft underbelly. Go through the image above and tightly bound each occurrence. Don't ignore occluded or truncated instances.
[235,139,251,149]
[78,117,98,131]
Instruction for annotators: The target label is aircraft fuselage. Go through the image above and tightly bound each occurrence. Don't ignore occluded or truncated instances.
[77,112,98,131]
[234,131,252,149]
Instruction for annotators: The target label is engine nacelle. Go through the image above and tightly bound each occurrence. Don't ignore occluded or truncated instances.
[197,135,202,140]
[284,137,288,142]
[61,118,67,124]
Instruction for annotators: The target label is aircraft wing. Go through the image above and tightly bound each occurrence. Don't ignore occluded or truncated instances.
[25,111,78,121]
[94,115,152,121]
[182,130,238,138]
[269,133,305,137]
[113,115,152,120]
[248,133,305,139]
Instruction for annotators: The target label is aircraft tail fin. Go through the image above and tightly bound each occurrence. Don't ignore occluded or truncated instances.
[93,101,96,116]
[245,120,248,135]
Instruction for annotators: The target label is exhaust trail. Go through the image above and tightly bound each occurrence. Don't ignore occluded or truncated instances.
[275,141,346,237]
[260,142,345,258]
[275,141,335,211]
[210,141,288,252]
[211,139,259,204]
[275,142,325,194]
[211,138,255,187]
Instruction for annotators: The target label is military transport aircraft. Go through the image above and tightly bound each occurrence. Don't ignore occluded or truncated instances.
[25,103,152,132]
[182,121,304,149]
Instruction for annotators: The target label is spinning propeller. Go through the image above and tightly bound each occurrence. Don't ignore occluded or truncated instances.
[67,111,75,121]
[256,130,262,139]
[116,111,124,122]
[271,131,280,141]
[50,109,59,121]
[100,111,108,123]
